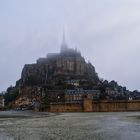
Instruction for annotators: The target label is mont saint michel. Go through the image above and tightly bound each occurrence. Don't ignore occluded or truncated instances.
[1,1,140,140]
[1,34,139,112]
[1,35,140,140]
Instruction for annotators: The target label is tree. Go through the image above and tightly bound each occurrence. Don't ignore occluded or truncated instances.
[4,86,19,105]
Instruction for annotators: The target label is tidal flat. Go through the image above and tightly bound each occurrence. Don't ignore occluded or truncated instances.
[0,111,140,140]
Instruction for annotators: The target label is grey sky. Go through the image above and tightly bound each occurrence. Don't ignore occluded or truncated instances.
[0,0,140,92]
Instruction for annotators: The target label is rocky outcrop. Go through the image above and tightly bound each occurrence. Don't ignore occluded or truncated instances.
[15,97,32,108]
[19,47,99,87]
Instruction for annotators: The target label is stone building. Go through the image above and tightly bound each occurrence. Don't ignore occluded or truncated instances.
[19,35,99,87]
[65,88,100,103]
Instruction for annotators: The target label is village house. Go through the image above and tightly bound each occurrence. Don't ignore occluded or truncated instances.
[65,88,100,103]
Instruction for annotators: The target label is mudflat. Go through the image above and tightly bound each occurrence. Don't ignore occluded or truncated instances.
[0,111,140,140]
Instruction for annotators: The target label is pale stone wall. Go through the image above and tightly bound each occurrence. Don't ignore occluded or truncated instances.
[92,100,140,112]
[83,99,93,112]
[92,101,127,112]
[50,103,83,112]
[50,100,140,112]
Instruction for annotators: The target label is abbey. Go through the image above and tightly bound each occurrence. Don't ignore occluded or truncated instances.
[13,35,100,110]
[20,36,99,87]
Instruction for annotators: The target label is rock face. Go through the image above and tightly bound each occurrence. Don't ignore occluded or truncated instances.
[19,46,99,87]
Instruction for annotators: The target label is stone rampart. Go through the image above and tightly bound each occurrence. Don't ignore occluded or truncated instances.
[50,100,140,112]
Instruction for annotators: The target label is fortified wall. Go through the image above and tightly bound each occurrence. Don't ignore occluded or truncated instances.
[50,99,140,112]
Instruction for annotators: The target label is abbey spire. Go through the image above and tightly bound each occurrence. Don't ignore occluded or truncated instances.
[60,30,68,52]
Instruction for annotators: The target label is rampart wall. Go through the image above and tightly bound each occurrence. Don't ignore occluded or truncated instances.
[50,99,140,112]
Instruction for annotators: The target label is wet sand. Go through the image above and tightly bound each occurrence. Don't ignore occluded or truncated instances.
[0,111,140,140]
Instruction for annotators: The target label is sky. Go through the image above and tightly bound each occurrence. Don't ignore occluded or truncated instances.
[0,0,140,92]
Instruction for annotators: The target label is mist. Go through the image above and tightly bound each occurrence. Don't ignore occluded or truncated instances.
[0,0,140,91]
